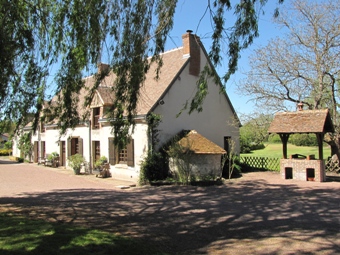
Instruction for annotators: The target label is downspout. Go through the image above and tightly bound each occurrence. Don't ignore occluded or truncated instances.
[38,125,41,162]
[88,120,92,174]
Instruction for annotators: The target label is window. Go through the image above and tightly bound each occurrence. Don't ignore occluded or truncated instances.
[68,137,83,157]
[119,148,128,163]
[94,141,100,162]
[93,107,100,129]
[71,138,79,155]
[108,138,134,167]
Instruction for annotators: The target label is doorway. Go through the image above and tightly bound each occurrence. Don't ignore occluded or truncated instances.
[60,141,66,166]
[285,167,293,179]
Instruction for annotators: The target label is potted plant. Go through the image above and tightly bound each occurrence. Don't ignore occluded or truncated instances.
[94,156,108,171]
[47,152,59,167]
[68,154,85,175]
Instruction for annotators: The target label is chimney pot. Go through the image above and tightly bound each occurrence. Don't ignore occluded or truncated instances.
[182,31,201,76]
[97,63,110,75]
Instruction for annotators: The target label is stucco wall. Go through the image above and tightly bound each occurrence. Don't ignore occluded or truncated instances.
[153,47,240,154]
[13,121,149,182]
[169,154,223,180]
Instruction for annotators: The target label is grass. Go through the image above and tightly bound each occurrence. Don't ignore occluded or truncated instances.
[0,212,166,255]
[241,143,331,159]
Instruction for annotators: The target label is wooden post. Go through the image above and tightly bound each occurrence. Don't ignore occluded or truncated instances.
[279,133,290,159]
[316,133,324,160]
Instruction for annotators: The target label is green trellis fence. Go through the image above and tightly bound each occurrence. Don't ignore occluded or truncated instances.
[240,156,340,172]
[240,157,280,172]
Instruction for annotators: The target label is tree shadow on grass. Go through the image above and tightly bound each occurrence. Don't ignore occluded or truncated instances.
[0,212,164,255]
[0,179,339,254]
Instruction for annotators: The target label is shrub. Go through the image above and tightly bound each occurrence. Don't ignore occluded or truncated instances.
[94,156,108,169]
[289,134,318,146]
[68,154,85,175]
[139,151,168,185]
[268,134,281,143]
[47,152,59,161]
[0,149,12,156]
[251,143,265,150]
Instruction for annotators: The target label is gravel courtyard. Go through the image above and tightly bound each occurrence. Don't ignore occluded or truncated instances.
[0,158,339,254]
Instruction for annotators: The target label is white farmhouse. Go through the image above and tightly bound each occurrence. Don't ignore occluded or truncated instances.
[13,31,240,181]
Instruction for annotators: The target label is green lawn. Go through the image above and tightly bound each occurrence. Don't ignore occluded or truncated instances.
[0,213,166,255]
[241,143,331,159]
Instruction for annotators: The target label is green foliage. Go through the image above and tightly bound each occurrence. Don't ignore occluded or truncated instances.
[18,132,33,160]
[241,143,331,159]
[47,152,59,161]
[222,139,242,179]
[0,212,163,255]
[167,137,195,185]
[139,113,166,185]
[68,154,85,175]
[146,113,162,152]
[94,156,108,168]
[3,140,12,149]
[0,149,12,156]
[0,0,284,145]
[240,113,272,153]
[268,134,281,143]
[139,151,168,185]
[289,134,318,147]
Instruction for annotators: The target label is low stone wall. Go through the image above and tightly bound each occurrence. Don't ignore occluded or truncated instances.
[169,154,222,180]
[280,159,325,182]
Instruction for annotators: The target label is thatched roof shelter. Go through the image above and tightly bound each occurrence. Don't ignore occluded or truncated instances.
[268,109,334,134]
[268,109,334,159]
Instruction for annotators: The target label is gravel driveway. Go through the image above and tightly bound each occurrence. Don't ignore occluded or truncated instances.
[0,158,339,254]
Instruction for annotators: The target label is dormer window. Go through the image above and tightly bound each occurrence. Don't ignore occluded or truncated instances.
[93,107,100,129]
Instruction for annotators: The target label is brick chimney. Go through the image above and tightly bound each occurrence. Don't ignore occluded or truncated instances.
[97,63,110,75]
[182,30,201,76]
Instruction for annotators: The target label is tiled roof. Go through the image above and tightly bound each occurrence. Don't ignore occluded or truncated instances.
[177,130,226,154]
[96,86,115,106]
[26,46,188,128]
[268,109,334,134]
[91,47,188,115]
[137,48,188,115]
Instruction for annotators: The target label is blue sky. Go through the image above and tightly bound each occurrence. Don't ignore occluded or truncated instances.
[165,0,291,116]
[46,0,290,116]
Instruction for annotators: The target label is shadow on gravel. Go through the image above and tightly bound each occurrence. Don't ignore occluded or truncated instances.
[0,179,339,254]
[0,159,21,165]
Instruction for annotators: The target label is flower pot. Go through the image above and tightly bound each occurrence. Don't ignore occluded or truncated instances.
[73,167,81,175]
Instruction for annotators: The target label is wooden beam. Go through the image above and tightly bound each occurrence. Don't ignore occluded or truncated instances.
[316,133,324,160]
[279,133,290,159]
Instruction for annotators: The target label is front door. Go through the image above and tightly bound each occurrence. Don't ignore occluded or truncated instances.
[41,141,46,160]
[33,141,38,163]
[60,141,66,166]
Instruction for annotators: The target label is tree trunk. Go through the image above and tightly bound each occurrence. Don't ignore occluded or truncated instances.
[326,137,340,172]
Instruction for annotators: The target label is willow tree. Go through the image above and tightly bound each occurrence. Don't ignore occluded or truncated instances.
[239,0,340,161]
[0,0,284,144]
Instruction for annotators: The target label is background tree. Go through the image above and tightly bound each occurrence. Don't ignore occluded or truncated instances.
[18,132,33,161]
[240,113,272,153]
[0,0,284,144]
[239,0,340,160]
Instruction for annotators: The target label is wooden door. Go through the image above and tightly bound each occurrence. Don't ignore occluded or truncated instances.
[33,141,38,163]
[60,141,66,166]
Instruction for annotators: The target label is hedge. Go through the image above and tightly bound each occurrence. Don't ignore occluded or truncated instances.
[0,149,12,156]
